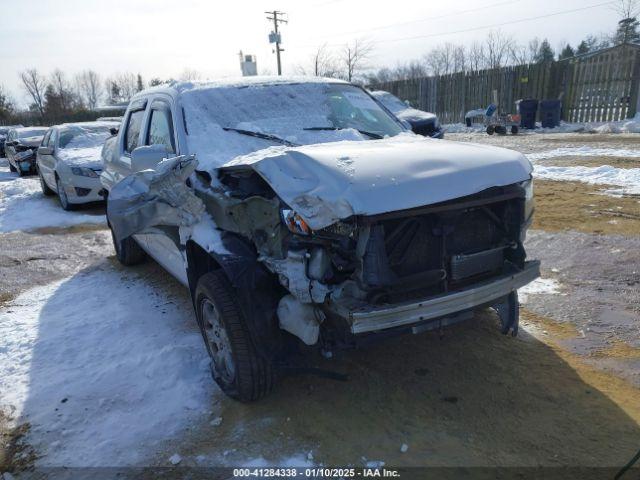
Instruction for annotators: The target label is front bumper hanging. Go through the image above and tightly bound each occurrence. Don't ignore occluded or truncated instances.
[327,260,540,334]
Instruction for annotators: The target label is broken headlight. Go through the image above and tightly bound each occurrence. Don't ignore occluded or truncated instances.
[281,209,311,236]
[71,167,99,178]
[522,178,534,222]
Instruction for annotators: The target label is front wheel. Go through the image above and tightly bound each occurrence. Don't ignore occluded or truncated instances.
[486,125,495,135]
[195,270,275,402]
[38,168,54,196]
[8,163,17,173]
[56,176,75,211]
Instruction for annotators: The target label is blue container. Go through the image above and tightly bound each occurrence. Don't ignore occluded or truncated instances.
[518,99,538,129]
[540,99,562,128]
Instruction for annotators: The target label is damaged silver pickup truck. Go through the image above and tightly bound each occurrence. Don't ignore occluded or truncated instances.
[101,77,539,401]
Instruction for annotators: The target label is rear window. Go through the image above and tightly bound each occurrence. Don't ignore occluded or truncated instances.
[125,110,145,153]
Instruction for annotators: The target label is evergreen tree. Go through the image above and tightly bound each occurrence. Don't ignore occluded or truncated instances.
[576,40,590,55]
[534,39,555,63]
[558,44,575,60]
[614,16,640,44]
[136,74,144,92]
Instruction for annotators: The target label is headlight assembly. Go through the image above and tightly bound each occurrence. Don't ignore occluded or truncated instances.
[71,167,99,178]
[281,209,311,236]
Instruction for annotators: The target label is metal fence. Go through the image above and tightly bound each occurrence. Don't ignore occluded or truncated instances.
[371,43,640,124]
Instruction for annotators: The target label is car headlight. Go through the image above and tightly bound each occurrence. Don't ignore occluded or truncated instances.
[281,209,311,236]
[71,167,99,178]
[522,179,534,222]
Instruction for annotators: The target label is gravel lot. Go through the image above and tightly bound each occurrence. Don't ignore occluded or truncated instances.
[1,132,639,474]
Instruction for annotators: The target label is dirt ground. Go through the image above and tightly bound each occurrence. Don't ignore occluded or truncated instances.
[1,132,640,475]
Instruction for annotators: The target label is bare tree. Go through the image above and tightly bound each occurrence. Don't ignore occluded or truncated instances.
[612,0,640,18]
[312,44,340,77]
[180,69,202,82]
[424,43,454,76]
[340,39,375,82]
[453,45,467,73]
[76,70,102,110]
[485,30,514,69]
[467,42,486,72]
[50,69,78,111]
[105,73,137,104]
[20,68,47,119]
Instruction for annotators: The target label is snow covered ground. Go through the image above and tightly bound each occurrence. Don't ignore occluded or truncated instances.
[523,146,640,195]
[444,113,640,135]
[519,277,561,304]
[0,265,215,466]
[0,163,105,232]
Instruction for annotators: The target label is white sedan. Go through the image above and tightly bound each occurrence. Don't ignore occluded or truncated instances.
[36,121,118,210]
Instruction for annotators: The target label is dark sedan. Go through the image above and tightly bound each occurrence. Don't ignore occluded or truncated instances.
[370,90,444,139]
[4,126,48,176]
[0,125,23,158]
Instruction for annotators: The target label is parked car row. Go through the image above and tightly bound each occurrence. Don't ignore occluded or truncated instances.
[1,79,537,402]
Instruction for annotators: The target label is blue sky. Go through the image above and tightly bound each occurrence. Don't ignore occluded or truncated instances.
[0,0,620,106]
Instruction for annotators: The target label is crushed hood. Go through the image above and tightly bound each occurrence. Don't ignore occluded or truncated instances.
[221,135,532,230]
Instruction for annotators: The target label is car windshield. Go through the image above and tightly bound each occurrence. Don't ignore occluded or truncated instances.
[374,92,409,114]
[18,128,47,138]
[58,125,112,149]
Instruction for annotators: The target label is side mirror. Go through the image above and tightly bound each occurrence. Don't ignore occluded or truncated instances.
[130,144,170,172]
[110,127,119,136]
[404,100,412,107]
[39,146,54,155]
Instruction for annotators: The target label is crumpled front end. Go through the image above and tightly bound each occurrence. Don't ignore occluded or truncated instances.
[209,162,538,347]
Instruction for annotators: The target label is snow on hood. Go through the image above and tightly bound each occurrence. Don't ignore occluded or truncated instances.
[58,145,103,168]
[223,134,532,230]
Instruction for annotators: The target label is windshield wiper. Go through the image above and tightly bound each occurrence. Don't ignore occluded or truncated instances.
[303,126,384,139]
[222,127,299,147]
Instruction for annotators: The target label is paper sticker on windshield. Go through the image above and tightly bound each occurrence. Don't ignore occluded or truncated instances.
[342,91,379,111]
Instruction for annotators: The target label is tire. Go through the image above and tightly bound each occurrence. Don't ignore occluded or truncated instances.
[108,221,146,266]
[8,163,17,173]
[486,125,495,135]
[56,176,75,211]
[195,270,275,402]
[38,168,54,196]
[511,125,519,135]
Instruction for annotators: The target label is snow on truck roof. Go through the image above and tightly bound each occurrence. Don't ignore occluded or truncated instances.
[134,76,349,99]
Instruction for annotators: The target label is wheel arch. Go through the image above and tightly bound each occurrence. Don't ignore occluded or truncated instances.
[185,232,285,360]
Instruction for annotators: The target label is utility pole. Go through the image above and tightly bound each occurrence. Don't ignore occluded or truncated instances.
[266,10,287,75]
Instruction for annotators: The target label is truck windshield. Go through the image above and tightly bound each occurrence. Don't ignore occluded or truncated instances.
[182,82,405,142]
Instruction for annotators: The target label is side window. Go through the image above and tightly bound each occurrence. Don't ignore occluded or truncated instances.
[49,129,58,148]
[125,109,145,154]
[146,107,175,153]
[41,130,52,147]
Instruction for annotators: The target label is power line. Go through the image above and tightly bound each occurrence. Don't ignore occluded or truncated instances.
[292,0,614,49]
[375,0,614,45]
[310,0,524,40]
